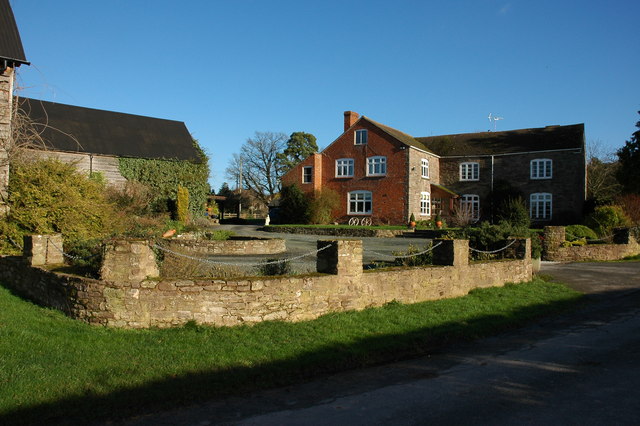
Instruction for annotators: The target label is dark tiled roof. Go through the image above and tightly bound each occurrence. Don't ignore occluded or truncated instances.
[18,97,202,162]
[362,117,435,154]
[0,0,28,65]
[416,124,585,157]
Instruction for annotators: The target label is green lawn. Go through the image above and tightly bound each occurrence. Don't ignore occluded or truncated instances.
[0,278,582,424]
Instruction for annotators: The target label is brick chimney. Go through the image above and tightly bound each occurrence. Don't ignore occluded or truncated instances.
[344,111,359,132]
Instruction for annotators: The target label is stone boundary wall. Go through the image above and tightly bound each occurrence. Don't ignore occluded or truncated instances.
[166,237,286,256]
[0,237,532,329]
[263,226,405,238]
[543,226,640,262]
[0,255,112,324]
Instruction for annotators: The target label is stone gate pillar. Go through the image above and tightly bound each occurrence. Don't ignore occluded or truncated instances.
[100,240,160,282]
[23,234,65,266]
[432,239,469,267]
[316,239,363,277]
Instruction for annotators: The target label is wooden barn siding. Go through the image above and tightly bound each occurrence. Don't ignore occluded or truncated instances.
[28,149,126,186]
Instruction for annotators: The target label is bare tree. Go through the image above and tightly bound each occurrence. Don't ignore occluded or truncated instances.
[587,139,621,204]
[226,131,287,207]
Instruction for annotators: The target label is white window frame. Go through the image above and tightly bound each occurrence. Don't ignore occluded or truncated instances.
[460,194,480,221]
[302,166,312,184]
[530,159,553,179]
[420,192,431,216]
[530,193,552,220]
[335,158,354,177]
[421,158,429,179]
[348,190,372,215]
[355,129,368,145]
[460,162,479,181]
[366,156,387,176]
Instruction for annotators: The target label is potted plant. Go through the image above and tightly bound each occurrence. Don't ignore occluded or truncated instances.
[435,214,443,229]
[409,213,416,229]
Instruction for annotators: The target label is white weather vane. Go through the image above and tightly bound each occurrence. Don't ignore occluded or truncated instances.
[488,113,504,131]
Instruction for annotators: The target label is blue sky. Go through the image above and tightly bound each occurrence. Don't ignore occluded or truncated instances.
[10,0,640,191]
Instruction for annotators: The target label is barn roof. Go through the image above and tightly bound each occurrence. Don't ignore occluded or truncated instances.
[0,0,29,66]
[18,97,203,162]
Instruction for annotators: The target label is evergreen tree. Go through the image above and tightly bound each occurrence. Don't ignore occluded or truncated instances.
[276,132,318,174]
[617,111,640,194]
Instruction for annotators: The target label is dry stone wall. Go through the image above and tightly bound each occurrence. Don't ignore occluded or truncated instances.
[166,237,286,256]
[543,226,639,261]
[0,236,532,329]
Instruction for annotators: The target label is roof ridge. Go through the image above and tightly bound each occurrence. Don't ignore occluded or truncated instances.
[416,123,585,140]
[361,116,434,154]
[18,97,185,125]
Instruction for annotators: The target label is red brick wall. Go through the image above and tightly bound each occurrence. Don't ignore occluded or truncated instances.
[318,120,409,224]
[281,153,320,192]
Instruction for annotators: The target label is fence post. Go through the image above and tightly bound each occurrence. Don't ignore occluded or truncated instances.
[316,240,362,276]
[513,238,532,260]
[612,228,631,244]
[100,239,159,282]
[23,234,64,266]
[432,239,468,267]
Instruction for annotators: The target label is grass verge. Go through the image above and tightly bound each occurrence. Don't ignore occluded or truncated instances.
[0,277,582,425]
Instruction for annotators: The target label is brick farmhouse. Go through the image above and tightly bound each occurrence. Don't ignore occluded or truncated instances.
[282,111,586,225]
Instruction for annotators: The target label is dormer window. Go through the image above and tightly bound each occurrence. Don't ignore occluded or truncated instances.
[355,129,368,145]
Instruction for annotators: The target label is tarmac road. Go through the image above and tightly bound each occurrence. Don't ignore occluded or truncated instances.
[212,224,434,273]
[121,261,640,426]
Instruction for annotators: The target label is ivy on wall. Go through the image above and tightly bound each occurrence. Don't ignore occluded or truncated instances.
[118,141,210,215]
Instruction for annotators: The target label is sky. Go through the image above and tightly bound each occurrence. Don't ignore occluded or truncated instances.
[10,0,640,191]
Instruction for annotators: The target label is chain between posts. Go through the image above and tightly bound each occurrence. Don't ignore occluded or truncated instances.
[468,239,517,254]
[48,239,101,261]
[151,243,332,267]
[365,241,443,259]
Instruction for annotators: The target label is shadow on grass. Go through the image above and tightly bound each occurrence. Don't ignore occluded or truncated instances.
[1,294,585,426]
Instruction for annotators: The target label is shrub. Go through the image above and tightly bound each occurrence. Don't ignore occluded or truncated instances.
[495,197,530,228]
[393,243,434,266]
[0,219,25,255]
[450,203,477,227]
[278,184,309,224]
[104,181,154,216]
[257,258,292,276]
[8,159,120,242]
[585,205,630,237]
[565,224,597,241]
[176,185,190,224]
[64,238,104,278]
[308,188,340,224]
[616,193,640,226]
[460,221,532,260]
